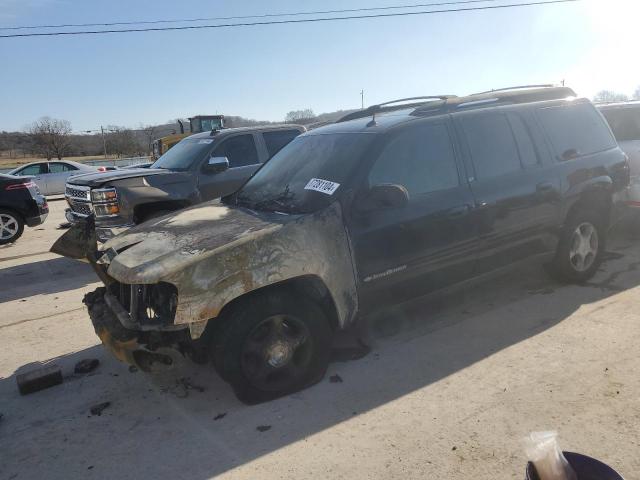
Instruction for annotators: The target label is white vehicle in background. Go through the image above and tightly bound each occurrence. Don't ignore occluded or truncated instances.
[598,102,640,213]
[7,160,110,196]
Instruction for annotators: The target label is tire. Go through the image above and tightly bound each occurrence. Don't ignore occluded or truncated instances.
[551,210,606,283]
[0,209,24,245]
[212,290,333,404]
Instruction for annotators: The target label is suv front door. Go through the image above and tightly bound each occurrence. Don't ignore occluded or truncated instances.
[197,133,263,201]
[348,120,479,311]
[455,108,560,273]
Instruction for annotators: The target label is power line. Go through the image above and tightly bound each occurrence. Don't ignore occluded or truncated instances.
[0,0,581,39]
[1,1,501,30]
[0,1,506,31]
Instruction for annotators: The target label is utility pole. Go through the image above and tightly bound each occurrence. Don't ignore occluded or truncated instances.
[360,90,365,109]
[100,126,107,159]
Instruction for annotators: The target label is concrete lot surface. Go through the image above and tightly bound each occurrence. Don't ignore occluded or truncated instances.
[1,200,639,479]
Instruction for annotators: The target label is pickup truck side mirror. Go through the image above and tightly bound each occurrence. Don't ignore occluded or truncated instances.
[356,184,409,212]
[203,156,229,174]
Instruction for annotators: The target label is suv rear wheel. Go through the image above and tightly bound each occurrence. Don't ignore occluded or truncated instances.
[0,209,24,245]
[211,290,332,404]
[552,210,605,282]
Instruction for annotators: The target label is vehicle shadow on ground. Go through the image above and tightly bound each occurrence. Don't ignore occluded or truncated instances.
[1,237,640,479]
[0,256,96,303]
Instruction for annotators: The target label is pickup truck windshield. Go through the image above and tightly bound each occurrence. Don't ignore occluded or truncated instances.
[235,133,374,214]
[152,138,214,171]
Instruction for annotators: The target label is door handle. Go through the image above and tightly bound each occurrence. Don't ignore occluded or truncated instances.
[536,182,554,193]
[446,204,471,218]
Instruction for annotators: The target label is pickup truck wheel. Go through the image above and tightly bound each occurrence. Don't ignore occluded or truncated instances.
[552,211,605,283]
[213,291,332,404]
[0,209,24,245]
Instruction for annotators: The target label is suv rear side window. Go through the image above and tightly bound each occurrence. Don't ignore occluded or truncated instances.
[368,123,459,195]
[600,108,640,142]
[460,113,521,179]
[214,134,259,167]
[508,113,540,167]
[538,103,616,159]
[263,130,301,157]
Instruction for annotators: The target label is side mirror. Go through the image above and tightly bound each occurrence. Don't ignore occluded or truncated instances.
[356,184,409,212]
[203,156,229,174]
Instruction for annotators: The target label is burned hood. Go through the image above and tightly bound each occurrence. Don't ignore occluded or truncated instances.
[102,202,288,283]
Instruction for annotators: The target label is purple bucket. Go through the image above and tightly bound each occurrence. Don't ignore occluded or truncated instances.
[526,452,624,480]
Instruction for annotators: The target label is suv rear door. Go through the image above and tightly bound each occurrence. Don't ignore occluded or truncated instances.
[197,133,263,200]
[454,107,560,273]
[349,118,479,310]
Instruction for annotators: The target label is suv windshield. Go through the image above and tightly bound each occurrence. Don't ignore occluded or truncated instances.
[152,137,214,171]
[235,133,374,214]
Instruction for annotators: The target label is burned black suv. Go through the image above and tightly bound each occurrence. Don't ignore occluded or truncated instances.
[56,86,629,403]
[64,125,304,243]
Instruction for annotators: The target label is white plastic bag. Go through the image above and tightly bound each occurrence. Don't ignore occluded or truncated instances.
[524,431,578,480]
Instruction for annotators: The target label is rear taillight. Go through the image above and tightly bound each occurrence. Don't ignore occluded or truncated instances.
[97,166,107,172]
[5,181,36,191]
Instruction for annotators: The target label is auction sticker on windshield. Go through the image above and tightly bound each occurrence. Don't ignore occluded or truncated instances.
[304,178,340,195]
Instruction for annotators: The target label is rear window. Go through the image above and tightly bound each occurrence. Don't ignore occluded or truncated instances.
[600,108,640,142]
[537,102,616,159]
[263,130,301,157]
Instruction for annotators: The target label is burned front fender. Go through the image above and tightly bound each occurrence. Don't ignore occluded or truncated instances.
[166,202,358,330]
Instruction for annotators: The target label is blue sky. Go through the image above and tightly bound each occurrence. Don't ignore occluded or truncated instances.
[0,0,637,132]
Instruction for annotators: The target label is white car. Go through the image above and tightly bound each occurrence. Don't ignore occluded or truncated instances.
[7,160,109,196]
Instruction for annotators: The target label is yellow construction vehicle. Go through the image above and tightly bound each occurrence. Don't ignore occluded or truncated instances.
[152,115,225,159]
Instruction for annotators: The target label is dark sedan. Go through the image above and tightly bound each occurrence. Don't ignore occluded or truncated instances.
[0,174,49,244]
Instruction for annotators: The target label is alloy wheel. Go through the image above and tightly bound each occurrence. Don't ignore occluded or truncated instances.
[0,213,19,241]
[569,222,599,272]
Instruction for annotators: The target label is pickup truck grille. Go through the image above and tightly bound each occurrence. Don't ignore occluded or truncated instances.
[66,186,90,200]
[65,184,92,217]
[110,282,178,327]
[70,202,92,216]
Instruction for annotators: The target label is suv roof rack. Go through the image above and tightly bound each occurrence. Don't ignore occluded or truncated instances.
[470,84,558,96]
[337,95,457,123]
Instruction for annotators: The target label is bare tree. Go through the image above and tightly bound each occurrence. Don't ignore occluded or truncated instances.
[285,109,316,124]
[26,117,72,160]
[105,126,138,158]
[140,124,157,155]
[593,90,629,103]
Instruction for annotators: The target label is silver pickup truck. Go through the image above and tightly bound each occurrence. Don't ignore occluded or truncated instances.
[64,125,304,243]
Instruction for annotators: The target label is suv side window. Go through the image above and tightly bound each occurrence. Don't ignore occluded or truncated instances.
[507,113,540,167]
[368,123,459,195]
[49,162,77,173]
[601,108,640,142]
[213,134,259,167]
[460,113,521,179]
[263,130,301,158]
[537,103,616,159]
[16,163,47,176]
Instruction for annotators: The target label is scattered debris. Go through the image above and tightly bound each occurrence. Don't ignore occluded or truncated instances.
[331,339,371,362]
[57,222,72,230]
[452,446,457,451]
[87,466,94,470]
[74,359,100,374]
[16,365,63,395]
[160,377,205,398]
[128,365,138,373]
[214,413,227,421]
[90,402,111,416]
[329,374,343,383]
[256,425,271,432]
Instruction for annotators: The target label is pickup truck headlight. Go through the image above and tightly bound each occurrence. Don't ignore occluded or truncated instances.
[91,188,118,203]
[91,188,120,217]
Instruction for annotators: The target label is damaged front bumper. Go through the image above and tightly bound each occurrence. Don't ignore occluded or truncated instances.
[83,287,188,371]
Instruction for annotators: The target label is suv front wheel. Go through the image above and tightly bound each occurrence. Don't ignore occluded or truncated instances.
[552,210,606,282]
[212,290,333,404]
